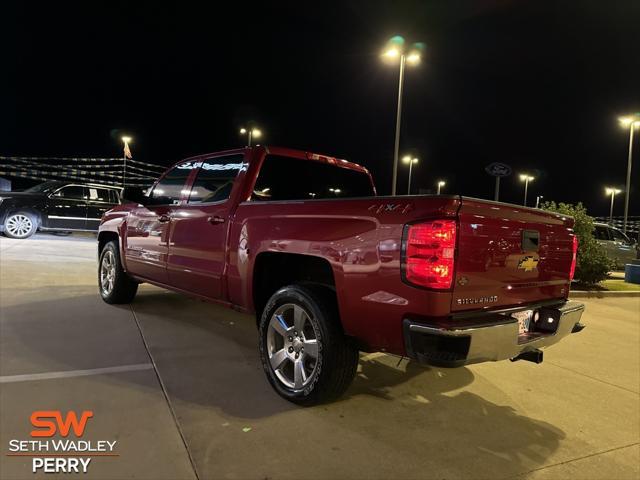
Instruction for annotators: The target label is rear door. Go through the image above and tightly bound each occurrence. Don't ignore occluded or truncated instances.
[86,187,120,231]
[125,162,195,284]
[167,154,244,299]
[452,198,575,312]
[46,185,88,230]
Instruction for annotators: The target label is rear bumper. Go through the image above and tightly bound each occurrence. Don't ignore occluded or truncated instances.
[403,301,585,368]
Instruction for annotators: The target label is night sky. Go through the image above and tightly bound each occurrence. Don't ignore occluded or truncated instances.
[2,1,639,216]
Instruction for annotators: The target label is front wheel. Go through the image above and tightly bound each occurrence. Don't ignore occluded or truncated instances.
[259,285,359,405]
[98,240,138,304]
[3,212,37,239]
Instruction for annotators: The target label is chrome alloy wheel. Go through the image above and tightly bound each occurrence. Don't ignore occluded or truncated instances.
[100,250,116,296]
[6,214,33,238]
[266,303,320,390]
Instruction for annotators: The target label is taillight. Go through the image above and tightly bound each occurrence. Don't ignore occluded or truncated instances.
[569,235,578,281]
[403,220,456,289]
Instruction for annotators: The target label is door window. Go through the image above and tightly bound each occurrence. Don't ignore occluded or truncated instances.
[108,189,121,204]
[188,155,244,204]
[150,162,197,205]
[594,226,611,241]
[87,187,111,202]
[53,186,87,200]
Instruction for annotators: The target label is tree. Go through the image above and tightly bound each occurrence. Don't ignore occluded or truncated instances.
[541,201,611,285]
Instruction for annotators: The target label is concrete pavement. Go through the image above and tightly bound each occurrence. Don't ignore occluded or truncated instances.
[1,233,638,479]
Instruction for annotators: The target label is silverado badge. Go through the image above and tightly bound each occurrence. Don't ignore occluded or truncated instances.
[517,255,539,272]
[456,296,498,305]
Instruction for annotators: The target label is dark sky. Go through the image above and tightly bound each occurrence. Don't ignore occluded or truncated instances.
[2,1,639,215]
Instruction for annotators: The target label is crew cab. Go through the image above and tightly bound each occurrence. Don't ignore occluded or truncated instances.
[97,146,585,404]
[0,181,121,238]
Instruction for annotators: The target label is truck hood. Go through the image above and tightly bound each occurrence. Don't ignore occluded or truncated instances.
[0,192,47,201]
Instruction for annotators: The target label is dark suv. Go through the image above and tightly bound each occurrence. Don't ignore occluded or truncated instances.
[0,181,121,239]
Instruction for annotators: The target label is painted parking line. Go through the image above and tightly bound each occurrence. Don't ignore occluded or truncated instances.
[0,363,154,384]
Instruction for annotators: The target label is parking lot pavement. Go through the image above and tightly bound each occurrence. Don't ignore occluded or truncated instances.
[1,233,638,479]
[0,235,196,480]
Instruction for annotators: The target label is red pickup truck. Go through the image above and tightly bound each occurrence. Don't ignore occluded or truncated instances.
[98,146,585,404]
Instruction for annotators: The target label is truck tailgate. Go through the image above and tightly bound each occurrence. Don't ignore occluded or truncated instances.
[452,198,575,312]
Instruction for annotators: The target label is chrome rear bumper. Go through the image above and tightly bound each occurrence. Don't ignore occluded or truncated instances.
[403,301,585,368]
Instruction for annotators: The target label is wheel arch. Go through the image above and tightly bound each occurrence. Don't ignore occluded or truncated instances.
[252,252,337,327]
[97,231,120,255]
[3,207,42,228]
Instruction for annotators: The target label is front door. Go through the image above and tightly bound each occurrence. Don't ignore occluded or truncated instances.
[124,161,195,284]
[609,227,636,266]
[167,154,244,300]
[46,185,88,230]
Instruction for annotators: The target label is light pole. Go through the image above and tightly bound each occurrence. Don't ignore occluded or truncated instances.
[381,36,424,195]
[519,174,534,206]
[121,136,132,188]
[605,187,622,224]
[437,180,445,195]
[618,114,640,233]
[240,127,262,147]
[535,195,543,208]
[402,155,418,195]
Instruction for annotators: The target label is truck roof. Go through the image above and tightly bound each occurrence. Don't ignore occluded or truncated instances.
[173,145,370,175]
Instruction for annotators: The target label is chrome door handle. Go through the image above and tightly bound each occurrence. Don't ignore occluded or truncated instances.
[158,214,171,223]
[208,215,225,225]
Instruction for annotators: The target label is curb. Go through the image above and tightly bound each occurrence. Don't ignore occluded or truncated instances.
[570,290,640,298]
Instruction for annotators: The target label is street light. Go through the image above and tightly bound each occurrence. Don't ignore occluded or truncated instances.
[437,180,446,195]
[519,174,534,206]
[535,195,544,208]
[381,35,425,195]
[605,187,622,224]
[240,127,262,147]
[618,114,640,233]
[402,155,418,195]
[121,136,132,188]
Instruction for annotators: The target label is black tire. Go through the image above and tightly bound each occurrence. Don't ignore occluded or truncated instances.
[3,211,38,239]
[98,240,138,304]
[259,285,359,405]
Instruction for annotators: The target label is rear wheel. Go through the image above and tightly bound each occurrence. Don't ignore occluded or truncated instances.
[259,285,359,405]
[3,212,37,239]
[98,240,138,304]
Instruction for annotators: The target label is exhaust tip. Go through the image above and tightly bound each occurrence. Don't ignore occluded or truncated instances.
[571,322,586,333]
[510,349,543,364]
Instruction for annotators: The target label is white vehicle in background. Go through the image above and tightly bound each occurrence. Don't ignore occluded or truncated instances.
[593,222,638,269]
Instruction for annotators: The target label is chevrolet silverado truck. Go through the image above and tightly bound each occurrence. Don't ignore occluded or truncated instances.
[97,146,585,405]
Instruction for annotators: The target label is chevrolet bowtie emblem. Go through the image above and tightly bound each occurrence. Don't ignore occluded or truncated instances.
[518,255,539,272]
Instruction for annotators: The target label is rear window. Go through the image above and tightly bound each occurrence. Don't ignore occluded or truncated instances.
[252,155,374,201]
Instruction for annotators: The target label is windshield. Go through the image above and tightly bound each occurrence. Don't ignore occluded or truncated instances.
[23,181,62,193]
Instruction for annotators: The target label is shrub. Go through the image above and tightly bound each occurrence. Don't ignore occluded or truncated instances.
[541,201,612,285]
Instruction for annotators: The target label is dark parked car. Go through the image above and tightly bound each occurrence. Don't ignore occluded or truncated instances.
[0,181,121,239]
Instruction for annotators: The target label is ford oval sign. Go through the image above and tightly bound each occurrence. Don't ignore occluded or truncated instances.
[485,162,512,177]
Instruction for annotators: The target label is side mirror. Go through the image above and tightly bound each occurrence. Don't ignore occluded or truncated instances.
[121,187,148,205]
